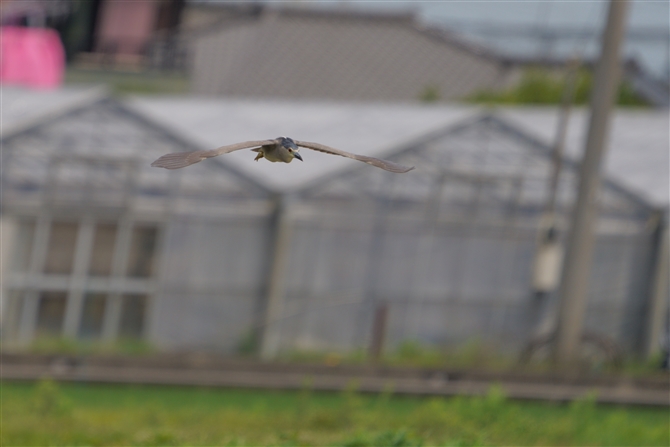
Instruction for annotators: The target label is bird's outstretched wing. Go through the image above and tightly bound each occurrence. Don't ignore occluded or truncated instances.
[295,141,414,173]
[151,140,275,169]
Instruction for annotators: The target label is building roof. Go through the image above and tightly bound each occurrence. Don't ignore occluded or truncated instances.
[1,85,107,137]
[498,107,669,208]
[187,5,516,102]
[126,96,478,193]
[127,96,669,208]
[2,87,667,209]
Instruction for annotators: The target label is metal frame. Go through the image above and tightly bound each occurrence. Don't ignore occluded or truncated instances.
[1,95,664,358]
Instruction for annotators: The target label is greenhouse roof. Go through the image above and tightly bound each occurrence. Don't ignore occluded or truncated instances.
[127,96,668,208]
[499,107,669,209]
[125,96,478,193]
[2,85,107,137]
[2,87,667,208]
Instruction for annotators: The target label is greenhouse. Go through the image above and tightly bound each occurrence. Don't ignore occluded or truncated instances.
[1,86,667,358]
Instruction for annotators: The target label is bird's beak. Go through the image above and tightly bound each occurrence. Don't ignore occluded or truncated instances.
[294,152,303,161]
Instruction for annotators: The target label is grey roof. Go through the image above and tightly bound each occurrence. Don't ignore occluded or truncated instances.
[188,6,517,102]
[128,96,669,208]
[126,96,477,192]
[1,85,108,138]
[2,87,667,209]
[1,89,271,216]
[498,107,669,208]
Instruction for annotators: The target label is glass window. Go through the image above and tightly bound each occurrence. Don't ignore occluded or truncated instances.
[2,290,24,339]
[36,291,67,336]
[11,219,35,272]
[79,293,107,339]
[44,222,78,275]
[89,224,117,276]
[126,226,157,278]
[119,294,146,338]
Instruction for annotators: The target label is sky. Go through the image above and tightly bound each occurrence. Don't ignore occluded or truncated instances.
[306,0,670,79]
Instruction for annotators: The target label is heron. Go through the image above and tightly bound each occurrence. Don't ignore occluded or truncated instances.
[151,137,414,173]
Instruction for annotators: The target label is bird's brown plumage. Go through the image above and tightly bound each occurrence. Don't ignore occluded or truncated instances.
[151,140,274,169]
[295,140,414,173]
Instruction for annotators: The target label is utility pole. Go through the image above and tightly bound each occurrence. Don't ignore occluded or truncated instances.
[554,0,630,366]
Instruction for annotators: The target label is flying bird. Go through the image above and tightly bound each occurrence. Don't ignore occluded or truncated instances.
[151,137,414,173]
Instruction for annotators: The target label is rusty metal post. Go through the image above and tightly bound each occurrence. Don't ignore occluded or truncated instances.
[369,302,389,362]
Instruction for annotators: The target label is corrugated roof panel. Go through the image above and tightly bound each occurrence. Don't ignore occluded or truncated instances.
[3,87,666,208]
[1,85,108,138]
[499,108,669,208]
[126,96,477,192]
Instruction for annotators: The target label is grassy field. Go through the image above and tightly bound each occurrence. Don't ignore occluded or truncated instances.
[2,380,668,446]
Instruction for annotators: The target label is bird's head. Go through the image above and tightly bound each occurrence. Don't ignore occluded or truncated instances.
[278,136,302,161]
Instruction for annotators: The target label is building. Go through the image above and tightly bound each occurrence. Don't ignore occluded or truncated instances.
[184,4,668,106]
[1,86,667,359]
[1,0,186,64]
[186,5,520,102]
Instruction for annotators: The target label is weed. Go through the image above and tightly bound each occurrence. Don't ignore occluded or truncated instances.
[341,430,423,447]
[236,330,258,356]
[468,67,649,106]
[31,379,72,417]
[419,85,441,103]
[297,375,314,417]
[375,380,395,409]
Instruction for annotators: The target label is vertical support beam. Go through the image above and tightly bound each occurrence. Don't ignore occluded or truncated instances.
[143,221,168,348]
[357,175,396,352]
[0,217,18,330]
[102,217,134,342]
[260,195,294,359]
[18,215,52,344]
[250,196,282,354]
[62,218,95,338]
[554,0,630,365]
[644,221,669,359]
[407,171,446,340]
[143,165,182,348]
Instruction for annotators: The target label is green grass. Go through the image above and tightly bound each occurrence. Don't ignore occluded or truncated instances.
[2,380,668,446]
[64,67,189,96]
[18,336,155,356]
[279,340,667,378]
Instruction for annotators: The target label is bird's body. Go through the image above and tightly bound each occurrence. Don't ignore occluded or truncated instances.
[151,136,414,173]
[252,138,301,163]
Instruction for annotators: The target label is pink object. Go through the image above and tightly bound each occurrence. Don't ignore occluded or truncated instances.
[96,0,158,55]
[0,26,65,89]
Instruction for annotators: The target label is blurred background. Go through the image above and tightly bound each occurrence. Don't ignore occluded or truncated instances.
[1,0,668,446]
